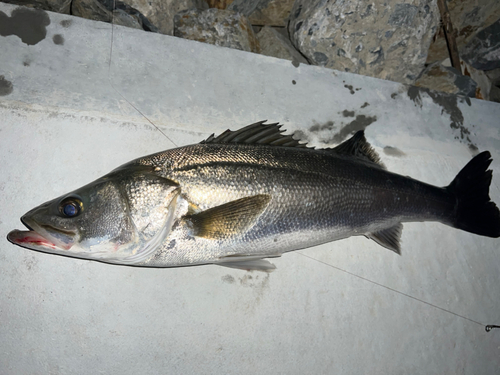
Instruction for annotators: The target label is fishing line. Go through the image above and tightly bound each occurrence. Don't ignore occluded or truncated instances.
[298,252,498,332]
[106,1,497,333]
[107,0,178,147]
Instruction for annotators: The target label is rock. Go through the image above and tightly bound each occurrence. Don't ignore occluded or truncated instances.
[489,81,500,103]
[484,67,500,102]
[427,0,500,64]
[257,26,308,65]
[2,0,72,14]
[461,61,492,100]
[126,0,208,35]
[415,63,477,97]
[174,8,260,53]
[112,8,143,30]
[71,0,157,31]
[98,0,159,32]
[206,0,235,9]
[228,0,295,27]
[288,0,440,85]
[72,0,111,23]
[485,67,500,83]
[484,68,500,103]
[460,17,500,71]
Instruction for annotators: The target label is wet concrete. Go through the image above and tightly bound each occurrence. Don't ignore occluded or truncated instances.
[0,7,50,45]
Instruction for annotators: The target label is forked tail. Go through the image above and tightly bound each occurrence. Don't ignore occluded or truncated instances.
[447,151,500,238]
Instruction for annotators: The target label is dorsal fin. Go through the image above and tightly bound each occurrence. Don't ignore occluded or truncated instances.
[330,131,385,169]
[201,121,309,148]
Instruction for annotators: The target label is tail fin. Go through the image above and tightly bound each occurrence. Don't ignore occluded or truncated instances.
[447,151,500,238]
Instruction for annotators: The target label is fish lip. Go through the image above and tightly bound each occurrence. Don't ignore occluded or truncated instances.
[11,216,75,251]
[7,229,61,251]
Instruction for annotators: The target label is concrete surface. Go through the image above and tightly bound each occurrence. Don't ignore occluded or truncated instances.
[1,3,500,374]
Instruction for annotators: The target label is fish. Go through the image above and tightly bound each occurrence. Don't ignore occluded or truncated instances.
[7,121,500,271]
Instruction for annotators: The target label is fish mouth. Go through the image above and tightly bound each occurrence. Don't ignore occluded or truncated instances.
[7,218,75,252]
[7,229,60,251]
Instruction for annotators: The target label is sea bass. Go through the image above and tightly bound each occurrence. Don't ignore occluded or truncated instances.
[7,122,500,271]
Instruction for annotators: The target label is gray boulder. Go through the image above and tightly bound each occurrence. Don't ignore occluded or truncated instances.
[490,82,500,103]
[415,63,477,97]
[257,26,308,65]
[228,0,295,27]
[112,8,143,30]
[97,0,160,31]
[174,8,260,53]
[461,17,500,71]
[486,67,500,102]
[485,67,500,83]
[427,0,500,64]
[126,0,207,35]
[71,0,147,30]
[288,0,440,84]
[72,0,113,23]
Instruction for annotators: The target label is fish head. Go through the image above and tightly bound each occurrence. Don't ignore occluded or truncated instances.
[8,167,180,265]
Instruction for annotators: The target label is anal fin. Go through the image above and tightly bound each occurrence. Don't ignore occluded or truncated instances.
[366,223,403,254]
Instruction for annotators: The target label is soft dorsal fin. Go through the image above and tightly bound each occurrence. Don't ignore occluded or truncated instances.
[201,121,309,148]
[331,131,386,169]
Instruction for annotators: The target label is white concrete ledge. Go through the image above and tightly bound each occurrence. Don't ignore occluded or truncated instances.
[1,3,500,374]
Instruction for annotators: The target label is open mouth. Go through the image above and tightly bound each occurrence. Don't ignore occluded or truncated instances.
[7,229,59,250]
[7,218,73,252]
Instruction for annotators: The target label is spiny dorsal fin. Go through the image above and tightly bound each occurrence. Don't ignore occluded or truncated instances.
[187,194,272,239]
[201,121,309,148]
[331,131,386,169]
[365,223,403,254]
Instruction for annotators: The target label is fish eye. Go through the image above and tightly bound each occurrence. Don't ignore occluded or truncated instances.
[59,197,83,218]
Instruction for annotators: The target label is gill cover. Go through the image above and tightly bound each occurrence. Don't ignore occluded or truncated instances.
[116,170,181,264]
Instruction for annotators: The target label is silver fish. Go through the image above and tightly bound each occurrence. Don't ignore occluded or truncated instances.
[7,122,500,271]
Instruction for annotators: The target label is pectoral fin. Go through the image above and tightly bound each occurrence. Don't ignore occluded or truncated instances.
[188,194,271,240]
[366,223,403,254]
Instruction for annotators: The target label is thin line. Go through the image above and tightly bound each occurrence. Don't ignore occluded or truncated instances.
[112,89,178,147]
[298,252,487,328]
[107,0,178,148]
[108,0,115,71]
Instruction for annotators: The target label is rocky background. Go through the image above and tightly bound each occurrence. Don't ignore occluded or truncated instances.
[3,0,500,102]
